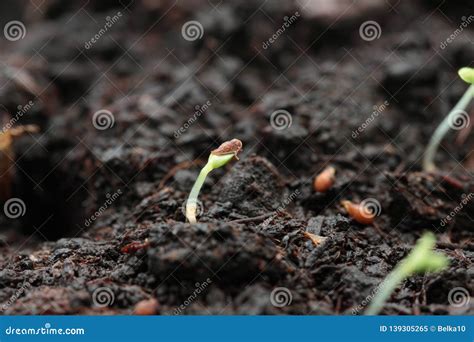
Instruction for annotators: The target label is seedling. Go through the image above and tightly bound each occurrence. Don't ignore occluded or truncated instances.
[185,139,242,223]
[423,67,474,172]
[365,232,448,315]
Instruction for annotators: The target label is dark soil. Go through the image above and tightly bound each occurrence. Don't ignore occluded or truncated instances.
[0,0,473,315]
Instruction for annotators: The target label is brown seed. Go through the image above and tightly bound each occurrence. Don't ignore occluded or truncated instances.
[211,138,243,159]
[134,298,159,315]
[341,200,375,225]
[313,166,336,192]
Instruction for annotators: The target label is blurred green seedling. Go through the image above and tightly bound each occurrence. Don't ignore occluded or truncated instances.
[423,67,474,172]
[366,232,448,315]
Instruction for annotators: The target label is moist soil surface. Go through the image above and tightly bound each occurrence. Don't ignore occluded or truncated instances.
[0,0,473,315]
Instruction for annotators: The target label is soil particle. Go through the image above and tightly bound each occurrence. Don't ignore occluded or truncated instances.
[216,155,286,217]
[3,287,90,315]
[385,172,473,235]
[147,222,292,286]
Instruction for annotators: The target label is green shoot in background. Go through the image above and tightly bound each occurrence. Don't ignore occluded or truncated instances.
[366,232,448,315]
[423,67,474,172]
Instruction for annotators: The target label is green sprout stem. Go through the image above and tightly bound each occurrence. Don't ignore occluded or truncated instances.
[185,139,242,224]
[365,232,448,315]
[186,163,213,224]
[366,265,407,316]
[423,67,474,172]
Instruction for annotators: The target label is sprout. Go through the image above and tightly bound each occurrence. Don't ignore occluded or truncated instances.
[365,232,448,315]
[185,139,242,223]
[459,67,474,84]
[423,67,474,172]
